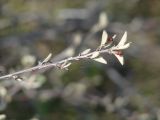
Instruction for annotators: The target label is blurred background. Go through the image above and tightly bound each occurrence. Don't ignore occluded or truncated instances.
[0,0,160,120]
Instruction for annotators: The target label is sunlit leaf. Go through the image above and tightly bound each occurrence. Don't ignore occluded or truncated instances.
[81,49,91,55]
[43,53,52,63]
[12,75,23,82]
[112,34,116,39]
[64,62,72,68]
[100,30,108,47]
[113,53,124,65]
[117,31,127,47]
[93,57,107,64]
[117,42,131,49]
[90,52,100,59]
[16,78,23,82]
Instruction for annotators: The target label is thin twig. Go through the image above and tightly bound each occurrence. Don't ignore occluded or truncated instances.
[0,30,131,80]
[0,49,109,80]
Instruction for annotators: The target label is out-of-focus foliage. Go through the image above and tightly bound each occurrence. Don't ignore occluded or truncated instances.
[0,0,160,120]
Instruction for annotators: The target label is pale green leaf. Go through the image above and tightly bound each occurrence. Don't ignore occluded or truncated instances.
[117,31,127,47]
[117,42,131,49]
[93,57,107,64]
[63,62,72,68]
[81,49,91,55]
[43,53,52,63]
[90,52,100,59]
[100,30,108,47]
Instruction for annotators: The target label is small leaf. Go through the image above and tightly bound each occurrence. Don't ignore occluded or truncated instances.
[117,31,127,47]
[43,53,52,63]
[38,61,42,65]
[100,30,108,47]
[81,49,91,55]
[93,57,107,64]
[17,78,23,82]
[113,53,124,65]
[117,42,131,50]
[90,52,100,59]
[112,34,116,39]
[63,62,72,68]
[12,75,23,82]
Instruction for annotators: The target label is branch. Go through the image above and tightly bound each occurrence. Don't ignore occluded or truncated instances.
[0,30,131,81]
